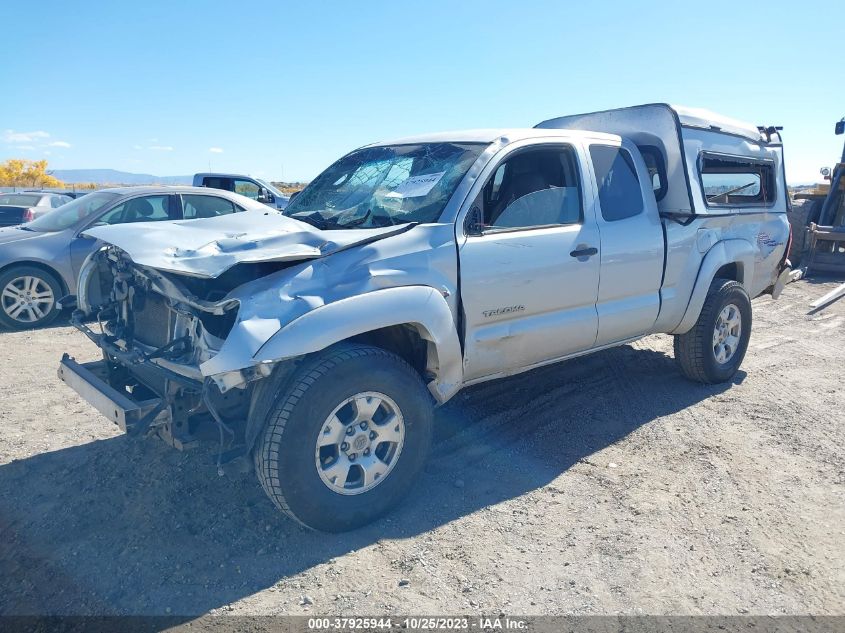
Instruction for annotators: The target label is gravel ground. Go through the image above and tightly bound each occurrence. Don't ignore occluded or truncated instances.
[0,279,843,616]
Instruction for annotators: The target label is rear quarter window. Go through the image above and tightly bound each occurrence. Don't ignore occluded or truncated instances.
[589,145,644,222]
[638,146,667,201]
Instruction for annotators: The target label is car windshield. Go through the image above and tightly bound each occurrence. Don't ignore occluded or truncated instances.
[284,142,486,229]
[26,192,120,232]
[0,194,41,206]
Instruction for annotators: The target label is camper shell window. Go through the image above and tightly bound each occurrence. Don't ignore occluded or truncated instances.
[699,153,776,208]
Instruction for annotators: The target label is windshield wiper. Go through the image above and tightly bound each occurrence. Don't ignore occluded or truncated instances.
[290,212,330,230]
[706,182,757,201]
[343,209,372,227]
[291,209,373,230]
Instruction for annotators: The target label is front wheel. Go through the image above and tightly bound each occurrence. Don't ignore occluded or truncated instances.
[254,344,433,532]
[674,278,752,383]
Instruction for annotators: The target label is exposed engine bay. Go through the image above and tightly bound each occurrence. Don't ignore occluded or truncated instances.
[71,245,286,458]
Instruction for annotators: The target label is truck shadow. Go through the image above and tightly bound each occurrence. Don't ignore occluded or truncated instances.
[0,343,740,616]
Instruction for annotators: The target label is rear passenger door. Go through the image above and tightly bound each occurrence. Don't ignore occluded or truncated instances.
[588,142,664,345]
[180,194,241,219]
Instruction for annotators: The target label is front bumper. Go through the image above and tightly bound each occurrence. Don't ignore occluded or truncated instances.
[57,354,165,435]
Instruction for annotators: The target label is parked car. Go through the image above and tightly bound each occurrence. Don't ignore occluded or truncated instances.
[193,172,289,210]
[24,189,90,200]
[55,191,90,200]
[0,186,269,330]
[0,192,73,226]
[60,105,792,532]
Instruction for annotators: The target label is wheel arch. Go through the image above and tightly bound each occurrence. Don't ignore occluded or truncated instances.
[0,260,69,296]
[250,285,464,404]
[671,239,754,334]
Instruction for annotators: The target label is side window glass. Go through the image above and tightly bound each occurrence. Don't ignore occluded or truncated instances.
[638,146,667,201]
[488,164,507,202]
[475,147,582,231]
[699,154,775,206]
[590,145,643,222]
[96,195,171,225]
[182,195,237,219]
[233,180,260,199]
[204,177,234,191]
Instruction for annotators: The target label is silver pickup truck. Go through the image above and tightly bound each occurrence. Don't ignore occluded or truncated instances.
[59,104,792,532]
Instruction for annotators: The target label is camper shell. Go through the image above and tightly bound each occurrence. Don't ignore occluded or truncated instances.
[536,103,789,218]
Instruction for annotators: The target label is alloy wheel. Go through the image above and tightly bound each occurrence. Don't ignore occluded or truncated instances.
[1,275,55,324]
[315,391,405,495]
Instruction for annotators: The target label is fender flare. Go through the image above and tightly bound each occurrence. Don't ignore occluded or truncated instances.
[253,285,464,403]
[671,239,755,334]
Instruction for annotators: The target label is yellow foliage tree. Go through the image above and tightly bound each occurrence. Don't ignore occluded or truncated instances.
[0,159,65,188]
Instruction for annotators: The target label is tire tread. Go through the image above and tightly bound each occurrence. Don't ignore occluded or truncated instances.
[674,278,749,383]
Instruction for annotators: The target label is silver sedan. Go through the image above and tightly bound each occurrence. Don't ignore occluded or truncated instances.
[0,186,271,330]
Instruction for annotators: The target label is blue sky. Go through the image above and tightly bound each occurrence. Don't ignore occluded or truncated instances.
[1,0,842,183]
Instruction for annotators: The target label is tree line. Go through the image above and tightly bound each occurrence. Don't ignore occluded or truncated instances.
[0,158,97,190]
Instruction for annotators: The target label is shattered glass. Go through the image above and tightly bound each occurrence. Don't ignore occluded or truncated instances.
[284,142,487,228]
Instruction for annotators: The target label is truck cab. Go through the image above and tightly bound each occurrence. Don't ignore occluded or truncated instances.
[61,105,791,532]
[192,172,289,210]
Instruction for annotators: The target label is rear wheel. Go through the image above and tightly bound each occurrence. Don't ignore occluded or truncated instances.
[674,278,752,383]
[0,265,63,330]
[254,344,433,532]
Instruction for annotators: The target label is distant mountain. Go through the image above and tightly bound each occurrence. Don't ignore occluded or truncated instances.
[51,169,192,186]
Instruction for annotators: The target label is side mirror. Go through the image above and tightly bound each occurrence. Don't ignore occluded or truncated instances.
[836,120,844,135]
[257,188,274,204]
[465,206,484,236]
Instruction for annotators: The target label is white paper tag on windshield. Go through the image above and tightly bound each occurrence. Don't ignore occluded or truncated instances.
[386,172,445,198]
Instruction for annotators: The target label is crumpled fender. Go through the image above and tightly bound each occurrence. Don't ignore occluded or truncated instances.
[249,285,463,403]
[671,239,755,334]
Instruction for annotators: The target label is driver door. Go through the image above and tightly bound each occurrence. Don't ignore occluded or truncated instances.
[459,143,601,381]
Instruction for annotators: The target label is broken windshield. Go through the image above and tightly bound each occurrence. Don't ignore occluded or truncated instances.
[284,142,486,228]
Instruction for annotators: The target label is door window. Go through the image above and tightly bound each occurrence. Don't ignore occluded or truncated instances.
[96,195,172,225]
[472,147,582,232]
[182,194,238,219]
[233,179,260,199]
[590,145,643,221]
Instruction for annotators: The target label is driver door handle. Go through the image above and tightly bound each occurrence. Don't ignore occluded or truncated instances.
[570,246,598,259]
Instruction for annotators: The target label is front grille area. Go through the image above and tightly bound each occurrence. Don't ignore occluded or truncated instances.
[133,292,172,348]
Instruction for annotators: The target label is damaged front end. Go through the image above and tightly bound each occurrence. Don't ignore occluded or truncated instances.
[56,209,464,469]
[60,245,268,456]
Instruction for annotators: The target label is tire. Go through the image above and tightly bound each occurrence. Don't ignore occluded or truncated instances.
[674,278,752,384]
[254,343,433,532]
[0,265,63,331]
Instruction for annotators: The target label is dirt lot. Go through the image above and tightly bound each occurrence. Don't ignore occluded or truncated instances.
[0,279,843,616]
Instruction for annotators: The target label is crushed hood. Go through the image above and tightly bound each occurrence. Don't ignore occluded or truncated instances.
[82,209,408,278]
